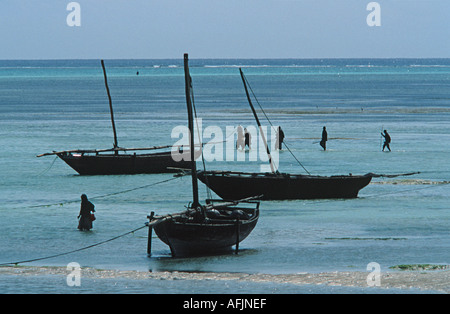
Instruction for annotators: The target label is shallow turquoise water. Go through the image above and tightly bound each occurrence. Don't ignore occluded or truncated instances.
[0,59,449,292]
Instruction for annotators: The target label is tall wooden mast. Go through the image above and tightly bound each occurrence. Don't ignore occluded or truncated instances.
[183,54,200,208]
[101,60,119,152]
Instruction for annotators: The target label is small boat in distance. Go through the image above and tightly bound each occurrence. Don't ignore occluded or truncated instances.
[37,60,195,175]
[146,54,260,257]
[197,68,373,200]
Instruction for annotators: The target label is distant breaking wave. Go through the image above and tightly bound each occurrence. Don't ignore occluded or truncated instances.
[224,107,450,115]
[2,58,449,70]
[6,64,448,69]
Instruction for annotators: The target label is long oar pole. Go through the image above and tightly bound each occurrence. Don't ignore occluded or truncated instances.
[380,125,384,151]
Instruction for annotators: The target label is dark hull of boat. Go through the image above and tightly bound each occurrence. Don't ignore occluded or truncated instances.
[57,151,191,175]
[153,212,259,257]
[198,172,372,200]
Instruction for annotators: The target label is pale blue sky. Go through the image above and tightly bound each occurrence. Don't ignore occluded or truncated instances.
[0,0,449,59]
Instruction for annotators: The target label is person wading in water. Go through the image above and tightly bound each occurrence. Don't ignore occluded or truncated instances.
[381,130,391,152]
[244,128,252,150]
[78,194,95,231]
[320,126,327,151]
[275,126,285,150]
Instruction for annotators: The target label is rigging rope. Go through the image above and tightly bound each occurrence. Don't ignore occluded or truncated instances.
[190,77,213,200]
[242,73,311,175]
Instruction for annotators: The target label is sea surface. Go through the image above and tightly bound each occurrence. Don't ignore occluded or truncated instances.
[0,58,449,293]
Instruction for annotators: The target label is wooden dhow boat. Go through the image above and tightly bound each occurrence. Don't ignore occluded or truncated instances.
[37,60,195,175]
[42,146,195,175]
[197,68,373,200]
[198,170,372,200]
[146,54,260,257]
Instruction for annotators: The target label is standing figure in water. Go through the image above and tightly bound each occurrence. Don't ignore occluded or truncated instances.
[320,126,327,151]
[244,128,252,150]
[275,126,285,150]
[78,194,95,231]
[381,130,391,152]
[236,125,245,150]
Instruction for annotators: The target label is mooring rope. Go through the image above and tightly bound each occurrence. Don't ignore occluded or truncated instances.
[36,156,59,176]
[0,224,148,266]
[0,175,186,265]
[1,178,447,266]
[10,176,181,211]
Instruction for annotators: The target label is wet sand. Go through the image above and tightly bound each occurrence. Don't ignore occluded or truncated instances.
[1,266,448,293]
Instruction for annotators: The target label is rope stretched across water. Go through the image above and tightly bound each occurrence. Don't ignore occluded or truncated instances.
[14,176,181,210]
[0,224,148,266]
[0,177,186,265]
[2,176,447,266]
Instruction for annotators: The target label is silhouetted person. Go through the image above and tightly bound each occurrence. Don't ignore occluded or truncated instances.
[244,128,252,150]
[78,194,95,231]
[236,125,245,150]
[381,130,391,152]
[320,126,327,150]
[275,126,285,150]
